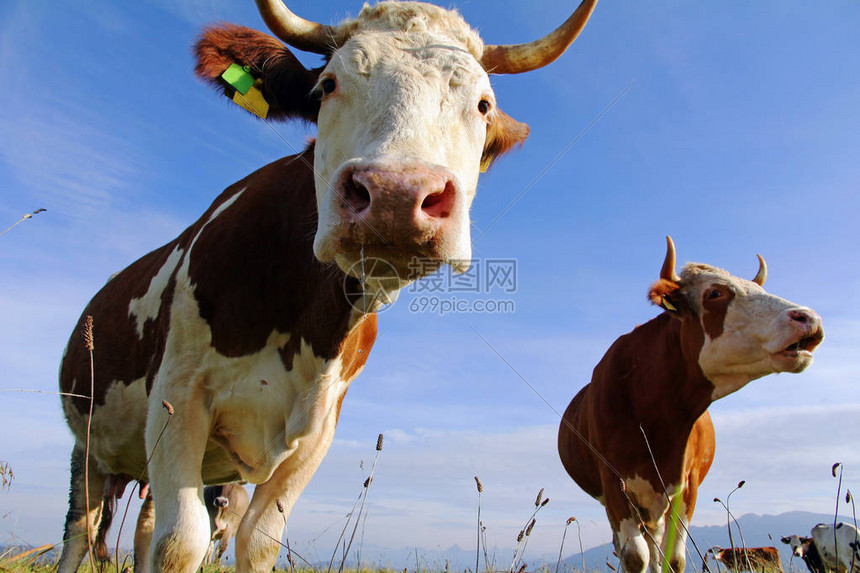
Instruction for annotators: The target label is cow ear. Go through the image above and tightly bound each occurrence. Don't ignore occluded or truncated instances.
[649,278,684,314]
[481,108,529,172]
[195,24,322,123]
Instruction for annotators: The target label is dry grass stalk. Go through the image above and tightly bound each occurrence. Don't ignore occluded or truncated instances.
[329,434,384,573]
[0,460,14,490]
[276,499,297,573]
[475,476,483,573]
[114,400,174,573]
[846,489,858,573]
[82,316,97,573]
[509,489,549,573]
[0,543,54,569]
[832,462,844,570]
[556,517,584,573]
[713,481,750,573]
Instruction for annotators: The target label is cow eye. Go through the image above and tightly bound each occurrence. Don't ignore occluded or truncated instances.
[321,77,336,95]
[706,288,722,300]
[478,99,491,115]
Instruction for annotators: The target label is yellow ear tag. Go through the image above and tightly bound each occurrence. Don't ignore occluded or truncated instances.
[662,296,677,312]
[232,82,269,119]
[479,155,492,173]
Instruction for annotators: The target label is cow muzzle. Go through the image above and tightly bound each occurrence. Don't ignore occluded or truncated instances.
[769,307,824,373]
[321,159,468,278]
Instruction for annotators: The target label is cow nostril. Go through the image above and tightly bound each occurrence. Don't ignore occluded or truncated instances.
[788,310,810,324]
[342,175,371,214]
[421,180,455,219]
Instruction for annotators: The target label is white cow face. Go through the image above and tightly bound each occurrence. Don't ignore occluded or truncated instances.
[781,535,807,557]
[680,266,823,397]
[196,0,597,281]
[312,27,496,278]
[651,238,824,400]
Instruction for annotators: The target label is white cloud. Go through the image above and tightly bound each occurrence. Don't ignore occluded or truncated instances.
[0,101,142,218]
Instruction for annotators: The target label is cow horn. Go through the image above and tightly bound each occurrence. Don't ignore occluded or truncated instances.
[480,0,597,74]
[752,254,767,286]
[255,0,342,54]
[661,236,681,283]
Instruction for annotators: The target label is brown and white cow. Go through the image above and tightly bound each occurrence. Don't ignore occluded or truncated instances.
[203,484,251,566]
[56,1,597,572]
[558,237,824,573]
[705,546,784,573]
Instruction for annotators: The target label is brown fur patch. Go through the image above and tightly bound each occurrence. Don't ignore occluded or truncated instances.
[648,278,680,307]
[334,315,378,423]
[481,108,529,170]
[194,24,322,123]
[701,284,735,339]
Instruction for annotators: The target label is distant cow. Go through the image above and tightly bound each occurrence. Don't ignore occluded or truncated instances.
[55,1,598,572]
[203,484,250,565]
[783,535,826,573]
[783,523,860,573]
[812,523,860,573]
[705,546,784,573]
[559,237,824,573]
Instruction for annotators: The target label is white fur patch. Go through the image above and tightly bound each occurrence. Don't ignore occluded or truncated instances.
[129,246,184,339]
[623,475,671,527]
[147,253,354,485]
[63,376,149,477]
[312,29,491,273]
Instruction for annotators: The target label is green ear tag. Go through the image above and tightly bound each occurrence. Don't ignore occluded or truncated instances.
[221,64,255,95]
[662,296,677,312]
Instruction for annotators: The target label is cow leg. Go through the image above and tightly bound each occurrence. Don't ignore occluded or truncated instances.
[201,540,214,566]
[236,417,339,573]
[58,444,108,573]
[134,493,154,573]
[613,515,651,573]
[234,473,291,572]
[216,535,228,564]
[660,504,689,573]
[645,524,663,573]
[144,396,211,573]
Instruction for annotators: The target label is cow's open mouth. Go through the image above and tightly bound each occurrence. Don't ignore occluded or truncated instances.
[779,329,824,357]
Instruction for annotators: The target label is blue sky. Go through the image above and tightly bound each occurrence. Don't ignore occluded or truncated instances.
[1,0,858,564]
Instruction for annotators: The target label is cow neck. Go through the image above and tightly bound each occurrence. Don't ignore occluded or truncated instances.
[615,312,714,469]
[186,144,372,369]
